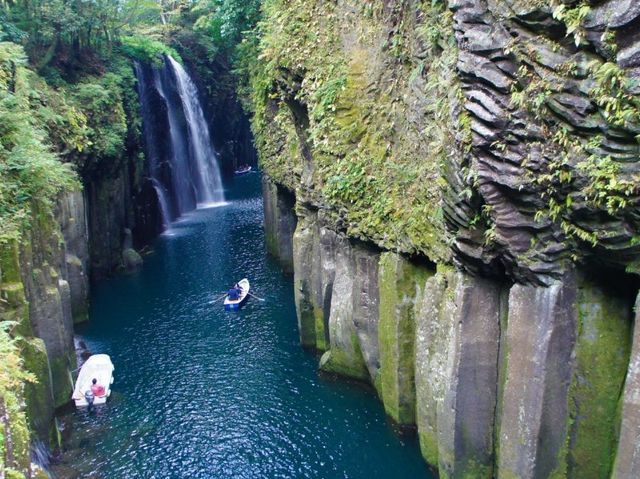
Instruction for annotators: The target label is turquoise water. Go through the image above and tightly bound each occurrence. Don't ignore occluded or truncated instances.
[61,174,430,478]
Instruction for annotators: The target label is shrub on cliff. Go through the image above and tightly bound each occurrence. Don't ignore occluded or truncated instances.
[120,35,181,65]
[0,42,78,244]
[0,323,35,477]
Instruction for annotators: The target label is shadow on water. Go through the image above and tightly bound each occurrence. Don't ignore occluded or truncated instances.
[54,172,431,479]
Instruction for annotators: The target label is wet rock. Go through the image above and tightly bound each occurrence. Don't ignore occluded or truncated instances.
[262,176,297,272]
[613,293,640,478]
[122,248,143,272]
[293,207,332,350]
[498,275,577,478]
[20,337,55,443]
[568,277,632,478]
[437,273,503,478]
[415,272,457,466]
[57,191,90,323]
[351,245,381,383]
[378,253,433,425]
[320,235,368,380]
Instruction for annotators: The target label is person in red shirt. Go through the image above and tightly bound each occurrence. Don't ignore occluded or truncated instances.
[90,378,105,397]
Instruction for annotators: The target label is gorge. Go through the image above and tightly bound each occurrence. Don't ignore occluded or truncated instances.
[2,1,640,478]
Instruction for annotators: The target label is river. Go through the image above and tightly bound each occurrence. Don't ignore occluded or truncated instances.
[56,173,430,478]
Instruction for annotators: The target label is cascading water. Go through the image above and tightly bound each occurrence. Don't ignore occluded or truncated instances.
[134,56,225,230]
[167,56,224,206]
[134,62,173,227]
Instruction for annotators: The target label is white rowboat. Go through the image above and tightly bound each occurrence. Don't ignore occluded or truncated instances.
[224,278,250,310]
[72,354,114,408]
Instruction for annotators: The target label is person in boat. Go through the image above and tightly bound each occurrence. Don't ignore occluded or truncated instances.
[228,285,242,301]
[90,378,106,397]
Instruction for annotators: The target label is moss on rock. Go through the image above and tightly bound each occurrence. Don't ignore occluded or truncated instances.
[378,252,433,425]
[565,279,632,478]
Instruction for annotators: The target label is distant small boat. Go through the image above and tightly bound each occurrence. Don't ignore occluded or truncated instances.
[224,278,250,310]
[234,165,252,175]
[71,354,114,408]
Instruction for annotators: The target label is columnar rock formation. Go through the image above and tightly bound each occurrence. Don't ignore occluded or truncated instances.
[257,0,640,476]
[0,191,90,443]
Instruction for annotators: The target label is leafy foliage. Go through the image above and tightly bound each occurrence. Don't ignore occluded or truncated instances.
[120,34,181,64]
[0,42,78,244]
[191,0,261,54]
[0,322,36,479]
[247,0,458,259]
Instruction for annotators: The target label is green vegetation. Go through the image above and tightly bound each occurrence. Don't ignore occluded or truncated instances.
[0,323,35,478]
[120,35,181,64]
[566,283,631,478]
[508,30,640,252]
[249,0,457,260]
[0,42,78,244]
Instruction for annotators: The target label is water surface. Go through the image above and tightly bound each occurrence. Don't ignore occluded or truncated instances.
[61,174,430,478]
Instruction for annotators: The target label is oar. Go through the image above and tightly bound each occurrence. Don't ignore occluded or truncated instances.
[209,292,228,304]
[248,291,266,302]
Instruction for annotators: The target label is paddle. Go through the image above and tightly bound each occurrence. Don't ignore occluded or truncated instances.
[248,291,266,302]
[209,292,228,304]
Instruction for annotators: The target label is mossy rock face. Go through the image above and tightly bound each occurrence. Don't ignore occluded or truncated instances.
[0,241,22,284]
[122,248,143,272]
[19,338,54,444]
[1,389,31,476]
[319,346,369,382]
[321,238,369,381]
[613,293,640,478]
[49,354,74,408]
[377,252,433,425]
[253,0,455,262]
[415,272,455,467]
[498,278,577,478]
[566,279,632,478]
[292,212,323,349]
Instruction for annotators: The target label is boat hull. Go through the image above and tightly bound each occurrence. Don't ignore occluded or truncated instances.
[223,278,250,310]
[72,354,114,408]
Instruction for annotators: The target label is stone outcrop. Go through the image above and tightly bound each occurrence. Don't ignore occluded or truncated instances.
[613,294,640,478]
[499,278,578,478]
[445,0,640,285]
[437,274,503,478]
[293,206,330,350]
[1,191,91,444]
[265,187,638,478]
[320,233,369,380]
[256,0,640,477]
[263,176,297,273]
[378,253,432,425]
[57,191,90,323]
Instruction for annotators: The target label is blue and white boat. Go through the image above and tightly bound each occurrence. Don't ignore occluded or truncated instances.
[224,278,250,310]
[234,165,252,175]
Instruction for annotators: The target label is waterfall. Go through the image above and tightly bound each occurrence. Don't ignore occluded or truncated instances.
[134,61,174,226]
[151,179,171,229]
[134,56,225,230]
[166,56,224,206]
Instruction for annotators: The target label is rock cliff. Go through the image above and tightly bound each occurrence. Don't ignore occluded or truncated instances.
[1,191,90,451]
[256,0,640,477]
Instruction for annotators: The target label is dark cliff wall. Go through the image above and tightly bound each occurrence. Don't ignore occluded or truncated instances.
[256,1,640,477]
[1,191,90,450]
[83,62,162,280]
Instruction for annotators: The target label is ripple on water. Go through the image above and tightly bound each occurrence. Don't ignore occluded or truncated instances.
[57,174,431,479]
